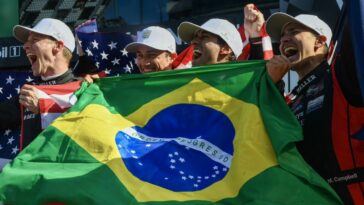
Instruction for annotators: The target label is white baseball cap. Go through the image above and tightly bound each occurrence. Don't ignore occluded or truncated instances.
[177,18,243,58]
[125,26,176,53]
[266,12,332,45]
[13,18,75,52]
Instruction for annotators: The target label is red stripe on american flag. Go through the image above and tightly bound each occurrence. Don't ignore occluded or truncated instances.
[172,45,194,69]
[34,81,81,95]
[39,98,71,113]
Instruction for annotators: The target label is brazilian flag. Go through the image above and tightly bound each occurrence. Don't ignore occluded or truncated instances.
[0,61,342,205]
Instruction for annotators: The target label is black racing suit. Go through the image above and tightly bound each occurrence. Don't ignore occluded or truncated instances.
[0,69,79,149]
[286,28,364,204]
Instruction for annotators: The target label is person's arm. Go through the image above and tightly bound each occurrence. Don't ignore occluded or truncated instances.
[242,4,276,60]
[244,4,264,38]
[0,96,21,130]
[335,22,364,106]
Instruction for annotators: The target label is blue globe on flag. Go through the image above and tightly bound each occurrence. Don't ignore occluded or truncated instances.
[115,104,235,191]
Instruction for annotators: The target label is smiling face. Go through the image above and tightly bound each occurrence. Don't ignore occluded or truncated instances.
[23,32,58,77]
[136,45,174,73]
[279,22,320,69]
[190,30,223,67]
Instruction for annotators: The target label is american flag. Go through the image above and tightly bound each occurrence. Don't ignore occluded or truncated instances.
[0,71,33,169]
[35,81,81,130]
[76,21,139,76]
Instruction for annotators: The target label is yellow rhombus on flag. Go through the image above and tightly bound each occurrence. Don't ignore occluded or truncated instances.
[0,61,343,205]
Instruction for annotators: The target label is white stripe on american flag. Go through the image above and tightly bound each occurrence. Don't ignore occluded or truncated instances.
[36,89,77,109]
[0,158,11,170]
[40,113,63,130]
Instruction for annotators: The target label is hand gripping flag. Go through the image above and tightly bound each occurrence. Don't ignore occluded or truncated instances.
[33,81,81,130]
[19,81,82,152]
[0,61,343,204]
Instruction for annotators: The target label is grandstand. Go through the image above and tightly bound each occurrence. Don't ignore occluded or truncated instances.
[19,0,111,28]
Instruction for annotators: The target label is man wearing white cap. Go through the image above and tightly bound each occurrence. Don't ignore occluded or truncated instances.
[266,12,364,205]
[0,18,79,148]
[125,26,177,73]
[177,18,243,67]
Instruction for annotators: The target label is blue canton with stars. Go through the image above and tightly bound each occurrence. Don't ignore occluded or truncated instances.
[115,104,235,191]
[0,71,34,162]
[76,31,139,76]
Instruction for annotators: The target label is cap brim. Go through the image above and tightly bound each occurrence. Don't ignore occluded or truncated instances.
[125,42,165,53]
[266,12,298,43]
[13,25,33,43]
[13,25,51,43]
[178,22,204,43]
[124,42,140,52]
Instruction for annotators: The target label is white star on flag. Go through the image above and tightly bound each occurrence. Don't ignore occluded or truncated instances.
[85,48,93,56]
[104,68,111,75]
[11,146,19,154]
[91,40,99,49]
[0,87,3,94]
[100,51,109,60]
[6,76,15,84]
[121,48,128,56]
[123,63,133,73]
[26,76,34,82]
[111,58,120,65]
[15,85,20,94]
[6,94,12,100]
[4,129,11,136]
[7,136,15,144]
[108,41,117,50]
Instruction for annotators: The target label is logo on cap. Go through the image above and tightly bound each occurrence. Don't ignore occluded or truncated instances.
[221,32,229,40]
[315,27,324,34]
[54,32,62,40]
[142,30,152,39]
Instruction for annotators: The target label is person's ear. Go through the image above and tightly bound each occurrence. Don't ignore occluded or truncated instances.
[314,35,327,51]
[219,44,233,55]
[53,41,65,54]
